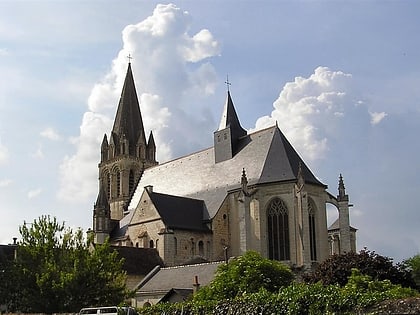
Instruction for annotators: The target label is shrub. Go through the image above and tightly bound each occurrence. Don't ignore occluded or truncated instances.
[192,251,294,302]
[304,248,416,288]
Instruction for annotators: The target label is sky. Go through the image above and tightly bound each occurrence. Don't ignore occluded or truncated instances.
[0,1,419,263]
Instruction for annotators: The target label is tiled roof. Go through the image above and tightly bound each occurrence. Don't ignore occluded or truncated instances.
[136,261,224,292]
[129,125,325,220]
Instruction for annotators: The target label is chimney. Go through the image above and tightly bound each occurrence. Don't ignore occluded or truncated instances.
[192,275,200,293]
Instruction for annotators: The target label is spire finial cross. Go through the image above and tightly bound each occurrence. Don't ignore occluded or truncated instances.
[127,53,133,64]
[225,75,231,92]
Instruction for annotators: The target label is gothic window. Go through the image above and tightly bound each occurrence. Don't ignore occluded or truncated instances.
[129,170,135,195]
[149,240,154,248]
[155,239,159,253]
[107,173,111,200]
[116,171,121,197]
[198,241,204,256]
[308,198,317,261]
[267,198,290,261]
[191,238,195,256]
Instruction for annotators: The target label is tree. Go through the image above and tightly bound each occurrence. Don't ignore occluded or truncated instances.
[404,254,420,289]
[0,215,129,313]
[193,251,294,302]
[304,248,416,289]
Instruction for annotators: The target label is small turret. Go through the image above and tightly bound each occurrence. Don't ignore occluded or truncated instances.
[93,183,111,244]
[337,174,351,253]
[214,91,247,163]
[101,134,109,162]
[147,131,156,162]
[338,174,348,201]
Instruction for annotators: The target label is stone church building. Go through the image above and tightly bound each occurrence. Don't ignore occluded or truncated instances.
[92,63,356,269]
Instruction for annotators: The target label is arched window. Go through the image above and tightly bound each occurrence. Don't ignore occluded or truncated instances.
[191,238,195,256]
[129,170,135,195]
[149,239,154,248]
[116,171,121,197]
[308,198,317,261]
[267,198,290,261]
[107,173,111,200]
[198,241,204,256]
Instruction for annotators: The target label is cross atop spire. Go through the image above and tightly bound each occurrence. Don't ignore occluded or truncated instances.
[225,75,231,92]
[127,53,133,64]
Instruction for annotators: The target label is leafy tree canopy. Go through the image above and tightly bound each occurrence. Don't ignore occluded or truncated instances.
[0,215,130,313]
[193,251,294,302]
[405,254,420,289]
[304,248,416,289]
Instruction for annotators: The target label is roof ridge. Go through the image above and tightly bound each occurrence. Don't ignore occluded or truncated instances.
[160,260,225,271]
[152,191,204,202]
[146,125,277,169]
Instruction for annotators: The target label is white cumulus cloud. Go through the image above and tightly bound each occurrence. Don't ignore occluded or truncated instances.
[27,188,42,199]
[58,3,220,202]
[40,127,61,140]
[253,66,369,161]
[0,137,9,165]
[32,144,44,159]
[0,179,12,187]
[370,111,388,125]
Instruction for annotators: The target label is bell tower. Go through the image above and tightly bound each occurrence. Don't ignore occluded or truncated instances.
[93,62,158,242]
[214,90,247,163]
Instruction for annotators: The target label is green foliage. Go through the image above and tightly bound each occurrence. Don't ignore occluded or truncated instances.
[405,254,420,289]
[304,248,416,288]
[192,251,294,302]
[137,268,419,315]
[0,215,130,313]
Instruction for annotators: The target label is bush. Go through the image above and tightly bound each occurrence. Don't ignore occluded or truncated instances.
[304,248,416,288]
[405,254,420,289]
[137,269,419,315]
[192,251,294,302]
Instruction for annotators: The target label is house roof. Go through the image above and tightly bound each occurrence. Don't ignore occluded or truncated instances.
[149,192,210,232]
[136,261,224,292]
[111,246,164,275]
[0,244,16,263]
[328,218,358,232]
[128,125,326,220]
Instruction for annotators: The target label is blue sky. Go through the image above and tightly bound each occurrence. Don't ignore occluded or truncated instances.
[0,1,419,262]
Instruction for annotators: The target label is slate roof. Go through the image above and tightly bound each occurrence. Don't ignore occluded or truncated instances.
[136,261,223,293]
[218,91,247,139]
[128,125,326,220]
[328,218,358,232]
[150,192,210,232]
[0,244,16,264]
[111,246,164,275]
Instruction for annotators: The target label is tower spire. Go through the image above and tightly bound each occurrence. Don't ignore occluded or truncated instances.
[111,63,146,155]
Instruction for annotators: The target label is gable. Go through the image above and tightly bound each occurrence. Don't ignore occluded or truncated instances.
[149,192,210,232]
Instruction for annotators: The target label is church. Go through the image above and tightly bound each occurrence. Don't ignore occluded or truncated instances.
[92,62,356,269]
